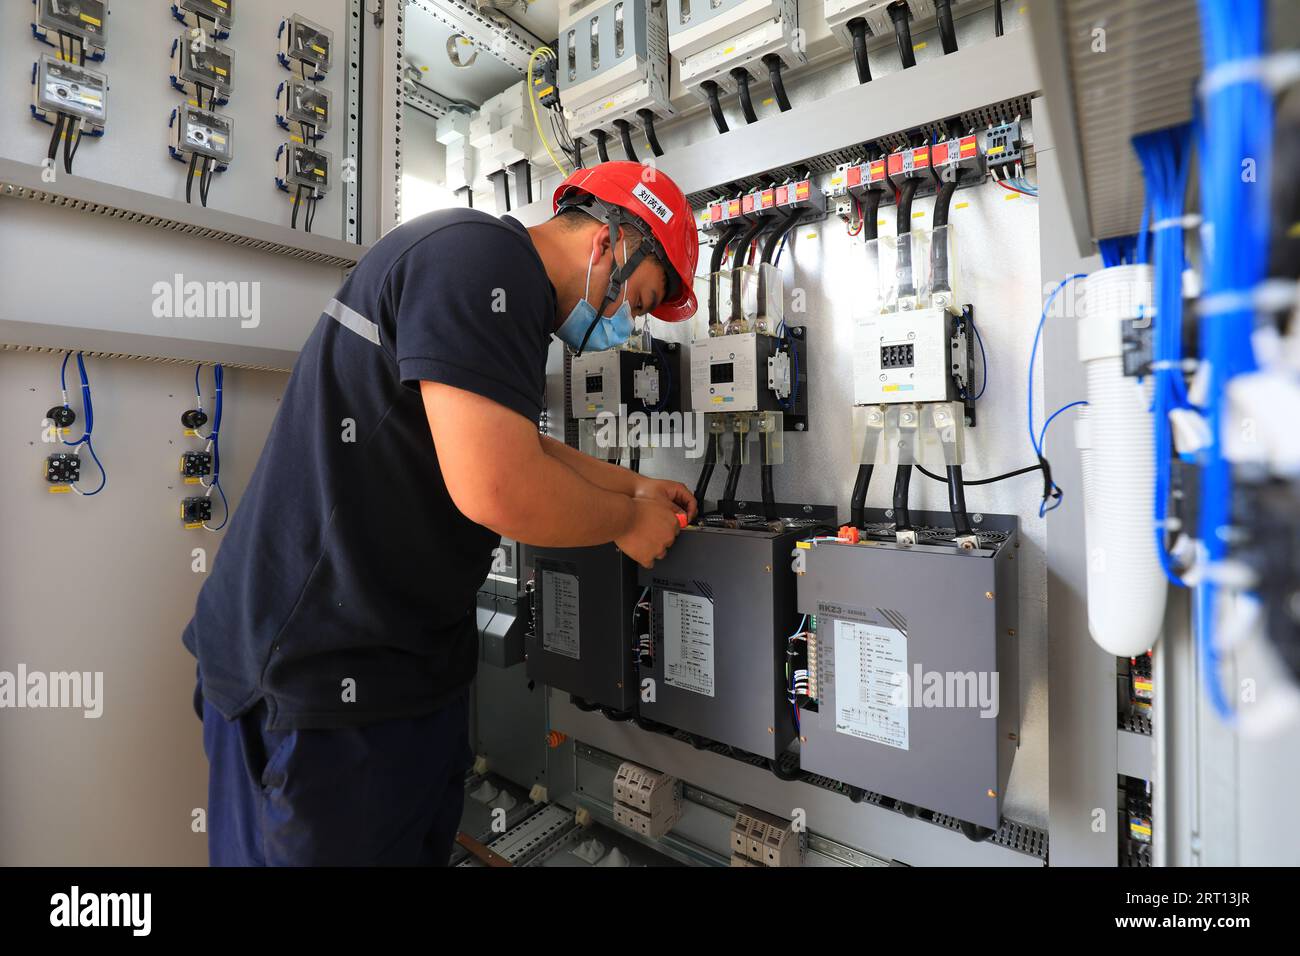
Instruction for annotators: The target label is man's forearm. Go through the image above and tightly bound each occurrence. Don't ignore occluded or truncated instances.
[540,434,640,497]
[487,448,636,548]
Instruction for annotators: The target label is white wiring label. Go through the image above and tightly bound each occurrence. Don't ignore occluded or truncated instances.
[833,617,909,750]
[541,570,580,660]
[663,590,714,697]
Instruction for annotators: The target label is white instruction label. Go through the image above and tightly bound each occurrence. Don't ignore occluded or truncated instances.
[541,570,580,660]
[833,618,909,750]
[663,591,714,697]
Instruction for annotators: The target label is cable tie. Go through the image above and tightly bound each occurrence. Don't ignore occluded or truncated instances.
[1150,214,1201,232]
[1197,280,1297,317]
[1199,51,1300,97]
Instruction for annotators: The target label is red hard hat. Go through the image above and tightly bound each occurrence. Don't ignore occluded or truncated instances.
[553,162,699,322]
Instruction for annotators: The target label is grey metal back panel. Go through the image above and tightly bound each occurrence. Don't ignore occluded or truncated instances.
[637,525,802,759]
[796,514,1019,829]
[524,543,639,711]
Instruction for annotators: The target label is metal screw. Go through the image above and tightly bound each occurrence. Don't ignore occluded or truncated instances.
[972,513,983,524]
[885,509,894,518]
[767,727,774,734]
[803,505,813,513]
[764,564,772,573]
[1008,629,1016,636]
[986,789,997,798]
[985,591,994,600]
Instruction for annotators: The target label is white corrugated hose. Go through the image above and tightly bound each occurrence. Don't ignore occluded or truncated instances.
[1075,265,1167,656]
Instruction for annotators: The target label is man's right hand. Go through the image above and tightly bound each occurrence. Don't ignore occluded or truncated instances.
[615,497,684,569]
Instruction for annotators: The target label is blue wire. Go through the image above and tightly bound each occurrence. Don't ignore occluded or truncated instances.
[1028,275,1088,457]
[59,352,107,495]
[1035,400,1088,517]
[205,363,230,530]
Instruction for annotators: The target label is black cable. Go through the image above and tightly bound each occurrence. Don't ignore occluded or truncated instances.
[848,19,872,84]
[613,119,638,162]
[860,188,884,242]
[764,55,792,112]
[930,173,961,291]
[306,193,318,233]
[199,157,214,207]
[896,177,920,297]
[732,68,758,124]
[946,465,975,537]
[572,135,585,168]
[760,464,776,520]
[915,462,1042,486]
[708,223,743,328]
[65,124,82,173]
[995,0,1004,37]
[892,465,913,532]
[693,431,719,516]
[592,128,610,163]
[77,35,85,67]
[935,0,959,55]
[889,2,918,69]
[186,151,199,204]
[629,447,641,474]
[730,218,766,327]
[48,113,67,168]
[757,210,798,323]
[292,184,304,229]
[721,430,744,519]
[702,80,729,134]
[850,464,875,528]
[638,109,664,157]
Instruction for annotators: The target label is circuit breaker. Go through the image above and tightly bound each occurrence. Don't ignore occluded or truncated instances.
[823,0,938,52]
[524,543,641,712]
[638,523,807,760]
[795,509,1020,830]
[612,762,683,838]
[170,105,234,165]
[170,34,235,105]
[853,307,972,405]
[32,55,108,131]
[277,143,332,194]
[669,0,806,99]
[33,0,108,59]
[557,0,673,138]
[277,79,331,136]
[571,339,683,420]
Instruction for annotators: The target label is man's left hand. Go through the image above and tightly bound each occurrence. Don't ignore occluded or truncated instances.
[633,476,698,523]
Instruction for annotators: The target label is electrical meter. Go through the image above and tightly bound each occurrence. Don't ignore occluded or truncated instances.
[277,80,331,134]
[170,105,234,164]
[33,55,108,128]
[34,0,107,57]
[279,15,334,77]
[171,33,234,104]
[172,0,234,37]
[277,143,332,194]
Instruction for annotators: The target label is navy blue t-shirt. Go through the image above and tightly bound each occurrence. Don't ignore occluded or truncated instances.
[183,209,556,729]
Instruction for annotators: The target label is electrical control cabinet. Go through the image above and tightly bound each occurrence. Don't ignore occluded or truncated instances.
[525,543,640,712]
[171,34,235,105]
[795,509,1020,830]
[278,14,333,78]
[669,0,806,98]
[34,0,108,58]
[171,105,234,163]
[570,340,683,419]
[277,79,332,134]
[277,143,332,194]
[691,331,807,422]
[558,0,673,137]
[172,0,235,37]
[32,55,108,128]
[638,524,807,760]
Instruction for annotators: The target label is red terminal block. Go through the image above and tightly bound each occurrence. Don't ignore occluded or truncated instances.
[931,134,986,181]
[846,157,892,205]
[676,512,689,529]
[837,525,860,544]
[886,144,933,190]
[773,178,827,218]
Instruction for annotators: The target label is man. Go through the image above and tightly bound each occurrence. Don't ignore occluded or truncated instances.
[184,162,700,866]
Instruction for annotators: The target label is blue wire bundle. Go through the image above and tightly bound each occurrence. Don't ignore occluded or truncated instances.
[1028,275,1088,515]
[1132,123,1195,587]
[1193,0,1271,720]
[201,363,230,531]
